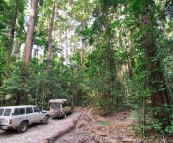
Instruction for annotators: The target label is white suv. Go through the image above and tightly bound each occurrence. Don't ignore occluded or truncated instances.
[0,105,50,133]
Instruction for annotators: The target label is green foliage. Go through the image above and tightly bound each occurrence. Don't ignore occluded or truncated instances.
[165,121,173,134]
[0,0,8,14]
[132,85,172,136]
[1,58,72,107]
[0,47,7,85]
[98,121,110,126]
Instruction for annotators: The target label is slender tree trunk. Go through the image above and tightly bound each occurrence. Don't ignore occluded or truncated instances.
[23,0,38,104]
[127,31,135,79]
[47,2,56,59]
[46,1,56,81]
[14,38,21,60]
[81,36,86,72]
[5,0,18,80]
[15,93,20,106]
[59,29,63,78]
[23,0,38,63]
[65,27,68,64]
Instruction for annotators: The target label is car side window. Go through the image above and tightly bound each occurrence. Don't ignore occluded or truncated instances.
[14,108,20,115]
[51,104,55,109]
[33,107,40,112]
[20,108,25,114]
[65,102,68,106]
[62,103,65,108]
[68,102,71,106]
[14,108,25,115]
[3,109,11,116]
[26,107,33,114]
[0,109,4,116]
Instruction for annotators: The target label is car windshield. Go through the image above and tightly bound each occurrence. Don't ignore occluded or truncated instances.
[51,104,60,109]
[55,104,60,109]
[0,109,4,116]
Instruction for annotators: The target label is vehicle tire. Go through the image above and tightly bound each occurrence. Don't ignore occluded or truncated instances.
[63,112,66,119]
[43,116,49,124]
[17,121,28,133]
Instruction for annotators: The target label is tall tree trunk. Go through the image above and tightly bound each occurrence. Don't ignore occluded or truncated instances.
[5,0,18,80]
[65,27,68,64]
[127,31,135,79]
[23,0,38,104]
[47,2,56,59]
[23,0,38,63]
[44,2,56,105]
[139,13,170,126]
[59,29,63,78]
[81,36,86,72]
[14,38,21,60]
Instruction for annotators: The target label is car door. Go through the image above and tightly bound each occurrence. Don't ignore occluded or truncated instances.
[12,108,26,127]
[33,106,43,122]
[25,107,35,124]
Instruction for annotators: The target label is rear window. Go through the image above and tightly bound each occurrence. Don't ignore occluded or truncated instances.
[0,109,4,116]
[3,109,11,116]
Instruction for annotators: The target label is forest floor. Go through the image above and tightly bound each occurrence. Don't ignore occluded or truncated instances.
[54,107,173,143]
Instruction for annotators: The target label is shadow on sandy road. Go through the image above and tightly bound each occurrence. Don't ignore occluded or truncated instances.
[0,122,45,135]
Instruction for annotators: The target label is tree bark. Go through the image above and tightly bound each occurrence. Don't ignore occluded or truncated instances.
[23,0,38,63]
[5,0,18,80]
[22,0,38,104]
[81,36,86,72]
[47,2,56,59]
[127,31,135,79]
[139,13,170,124]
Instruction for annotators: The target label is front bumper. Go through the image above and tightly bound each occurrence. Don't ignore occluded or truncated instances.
[50,113,62,118]
[50,109,62,118]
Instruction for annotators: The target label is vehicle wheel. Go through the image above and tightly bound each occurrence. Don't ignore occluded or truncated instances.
[17,121,28,133]
[43,116,49,124]
[63,113,66,119]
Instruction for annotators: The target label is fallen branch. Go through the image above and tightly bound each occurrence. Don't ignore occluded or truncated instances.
[121,138,134,142]
[46,123,75,143]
